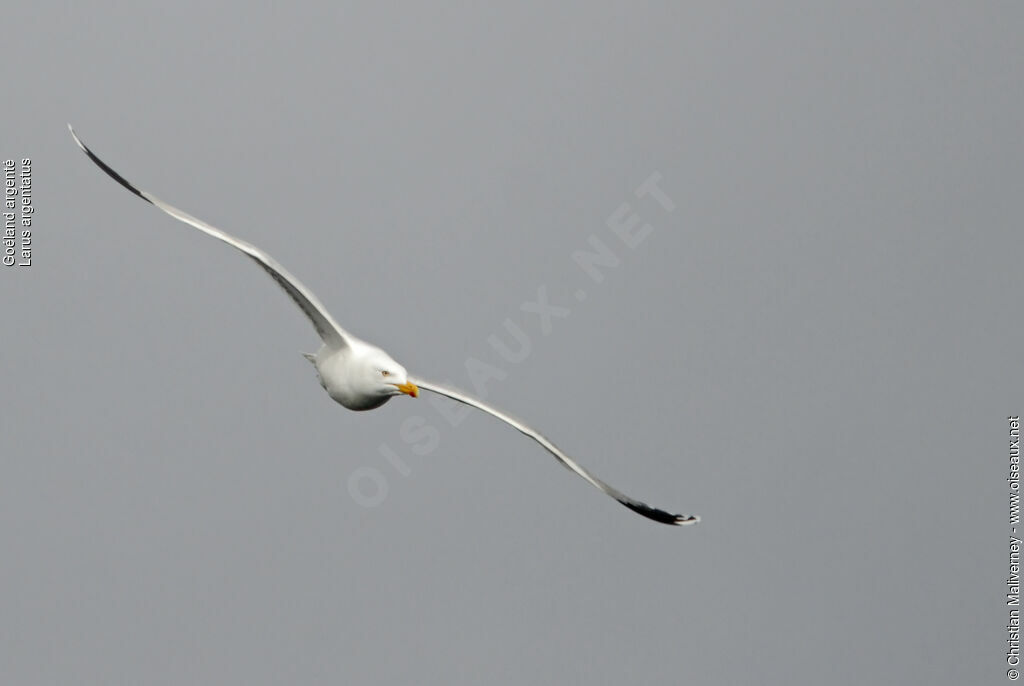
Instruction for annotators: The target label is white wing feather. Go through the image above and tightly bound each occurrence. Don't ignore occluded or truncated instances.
[413,378,700,526]
[68,125,353,350]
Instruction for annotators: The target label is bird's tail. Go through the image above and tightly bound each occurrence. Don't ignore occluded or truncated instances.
[301,352,317,365]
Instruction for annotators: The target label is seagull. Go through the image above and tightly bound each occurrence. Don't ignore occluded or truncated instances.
[68,125,700,526]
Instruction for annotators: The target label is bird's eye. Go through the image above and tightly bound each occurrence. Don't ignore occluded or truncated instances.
[381,370,390,377]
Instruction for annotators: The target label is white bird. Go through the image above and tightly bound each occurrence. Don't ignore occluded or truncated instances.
[69,125,700,526]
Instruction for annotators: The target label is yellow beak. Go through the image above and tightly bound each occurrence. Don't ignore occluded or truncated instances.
[395,381,419,398]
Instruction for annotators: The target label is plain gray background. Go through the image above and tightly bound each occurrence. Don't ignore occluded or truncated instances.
[2,3,1020,684]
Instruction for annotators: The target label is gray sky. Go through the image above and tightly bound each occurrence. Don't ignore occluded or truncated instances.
[2,3,1021,684]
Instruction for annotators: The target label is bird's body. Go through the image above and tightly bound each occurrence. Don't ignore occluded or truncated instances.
[69,124,699,526]
[307,342,412,411]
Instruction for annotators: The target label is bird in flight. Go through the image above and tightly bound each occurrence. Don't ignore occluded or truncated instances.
[68,125,700,526]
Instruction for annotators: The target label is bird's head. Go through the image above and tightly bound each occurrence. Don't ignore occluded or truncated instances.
[363,352,418,399]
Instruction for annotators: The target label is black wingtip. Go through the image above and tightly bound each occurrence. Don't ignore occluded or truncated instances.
[68,125,148,202]
[620,500,701,526]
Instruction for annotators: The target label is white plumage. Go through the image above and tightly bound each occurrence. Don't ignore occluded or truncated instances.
[69,125,699,526]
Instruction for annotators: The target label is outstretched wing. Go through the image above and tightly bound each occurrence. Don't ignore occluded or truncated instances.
[68,125,354,350]
[412,378,700,526]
